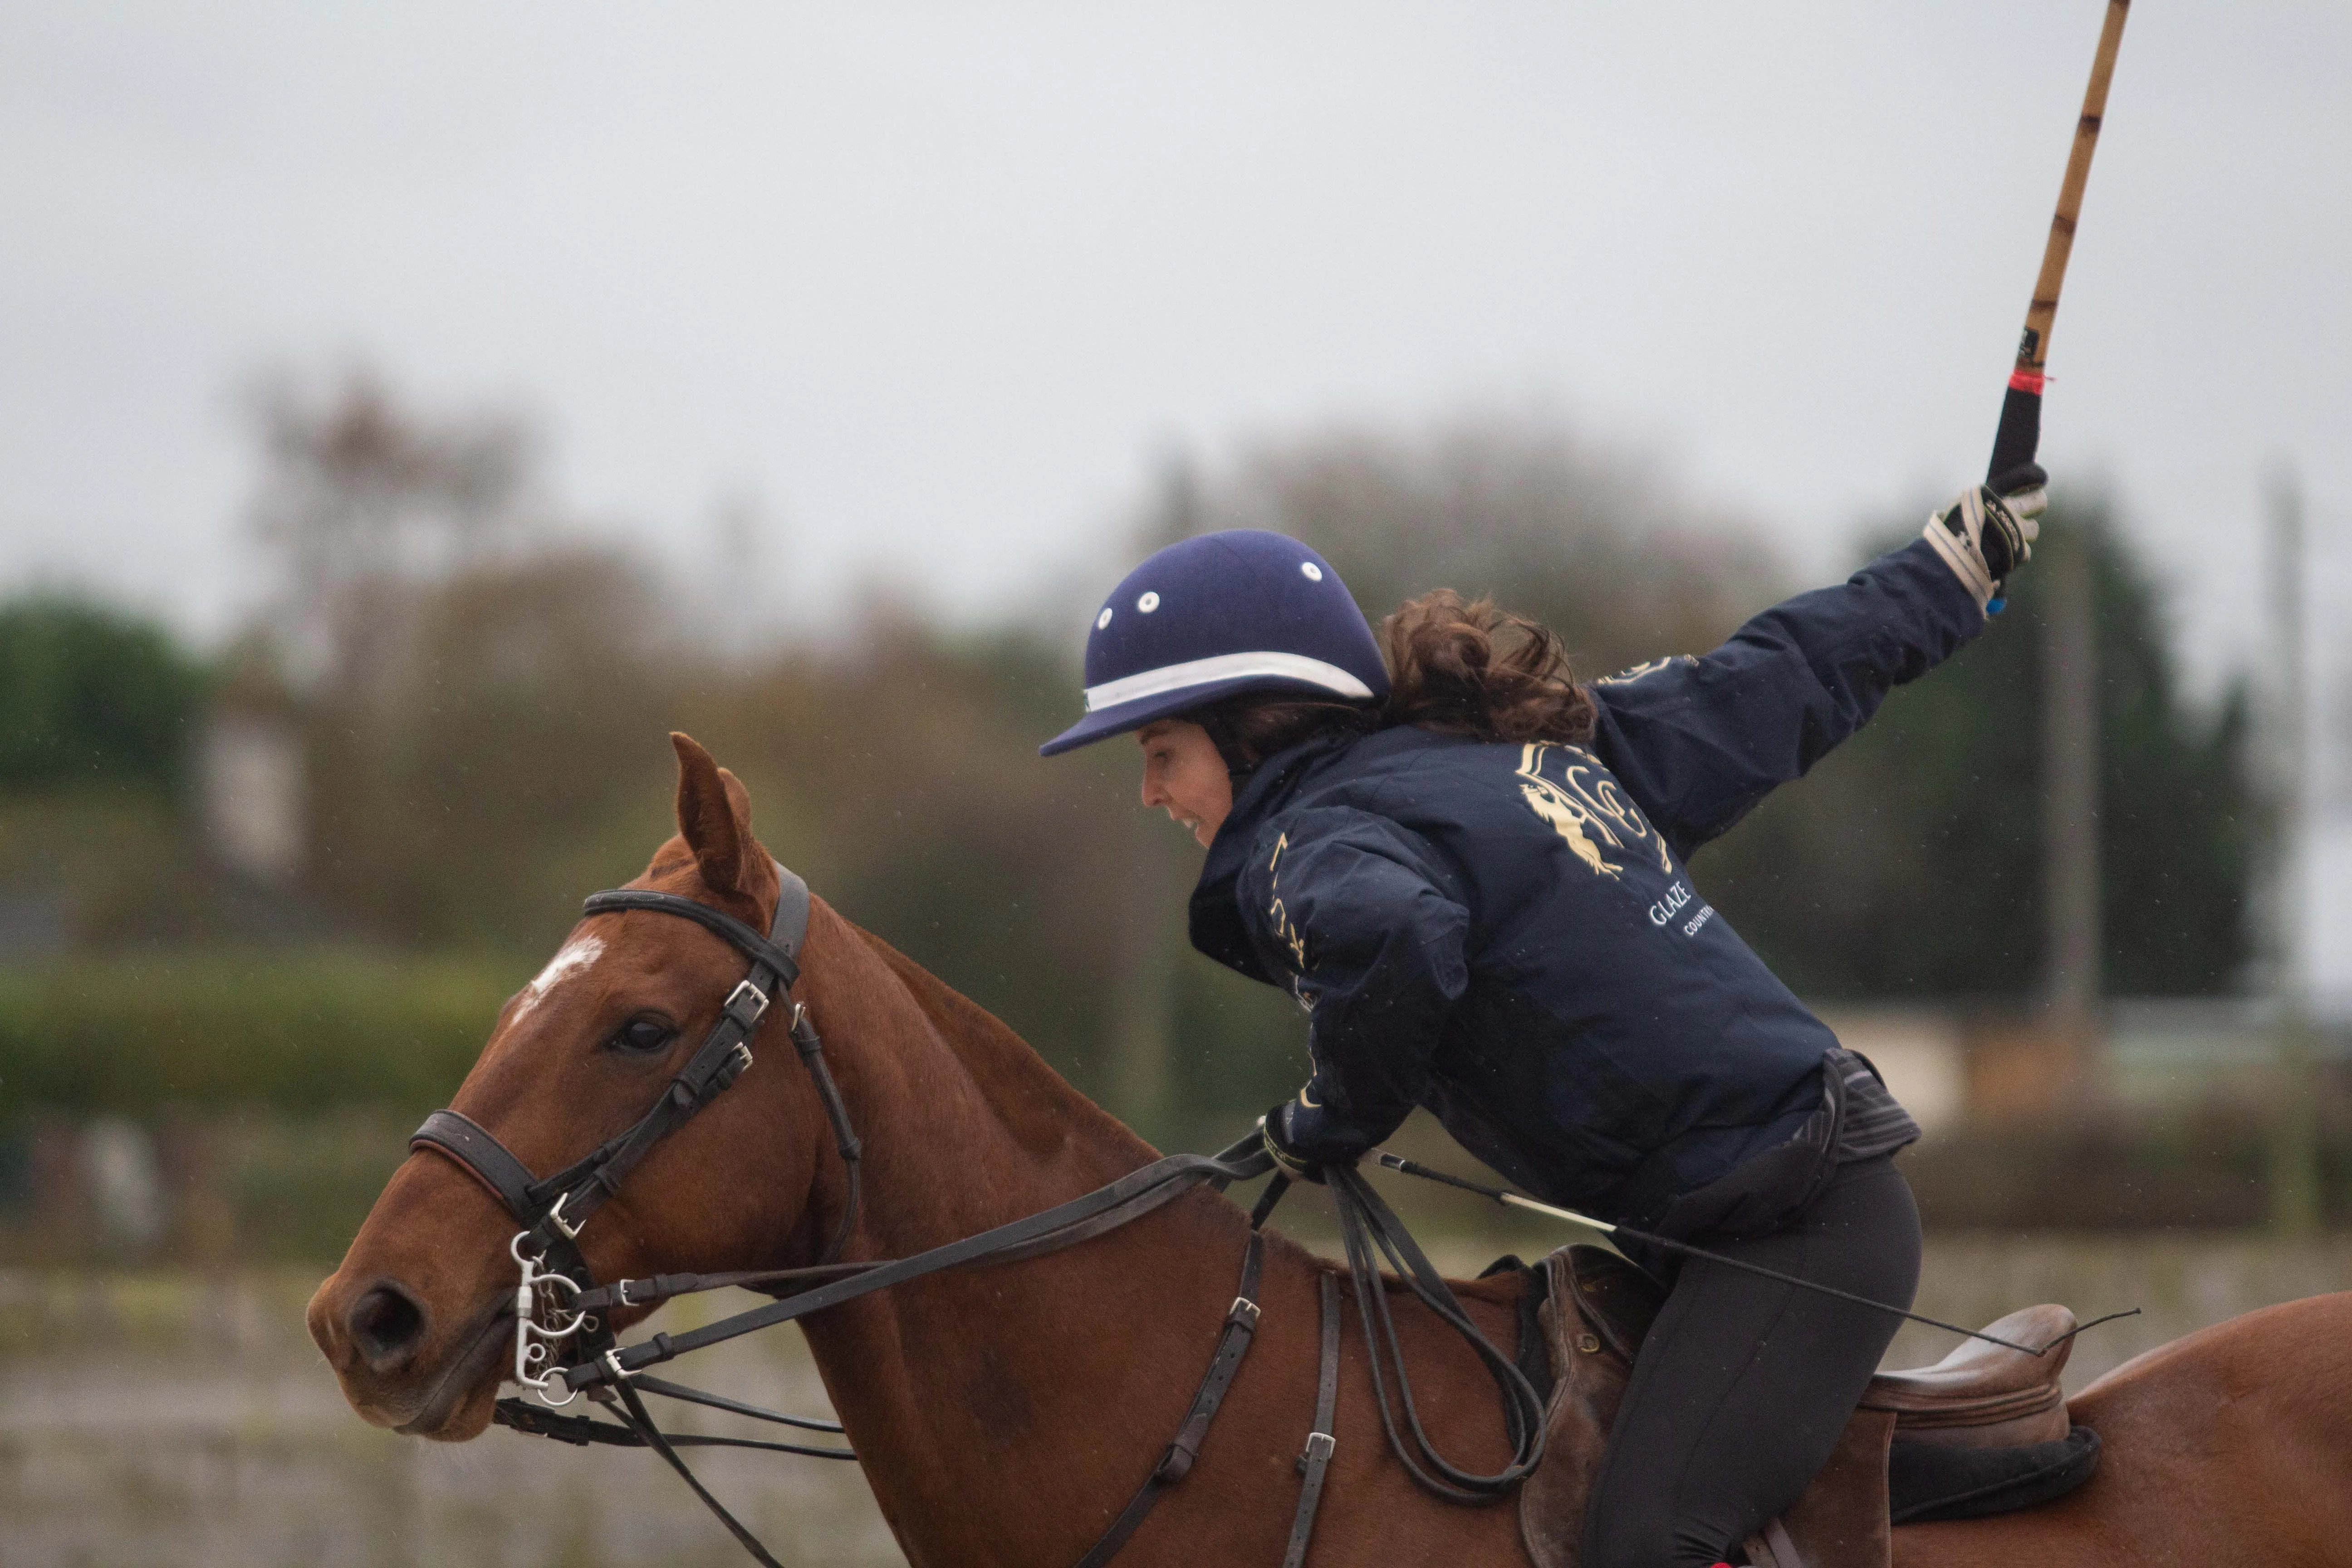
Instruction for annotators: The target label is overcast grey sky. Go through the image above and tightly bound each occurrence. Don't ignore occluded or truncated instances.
[6,2,2346,645]
[6,1,2350,987]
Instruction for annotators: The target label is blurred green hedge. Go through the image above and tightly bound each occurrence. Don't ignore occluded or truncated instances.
[0,952,517,1117]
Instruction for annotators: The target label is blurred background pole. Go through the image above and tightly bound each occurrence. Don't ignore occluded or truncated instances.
[1110,809,1185,1146]
[2266,465,2322,1236]
[2042,539,2102,1026]
[1106,456,1204,1146]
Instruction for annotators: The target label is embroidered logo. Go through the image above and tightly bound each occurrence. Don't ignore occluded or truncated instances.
[1514,742,1674,880]
[1264,833,1308,971]
[1589,654,1699,687]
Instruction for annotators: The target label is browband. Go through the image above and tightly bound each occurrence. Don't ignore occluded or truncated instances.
[581,859,809,987]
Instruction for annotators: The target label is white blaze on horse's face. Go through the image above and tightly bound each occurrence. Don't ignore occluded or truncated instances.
[514,936,606,1021]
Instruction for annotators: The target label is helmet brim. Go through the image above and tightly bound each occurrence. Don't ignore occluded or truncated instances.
[1038,673,1370,756]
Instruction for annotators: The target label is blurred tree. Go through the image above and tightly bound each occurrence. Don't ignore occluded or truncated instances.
[1700,496,2255,999]
[248,365,537,705]
[302,549,677,950]
[246,368,675,951]
[1169,413,1788,676]
[0,597,288,951]
[0,597,209,795]
[681,612,1143,1112]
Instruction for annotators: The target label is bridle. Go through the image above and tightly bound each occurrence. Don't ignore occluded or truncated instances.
[410,862,870,1556]
[406,861,1544,1568]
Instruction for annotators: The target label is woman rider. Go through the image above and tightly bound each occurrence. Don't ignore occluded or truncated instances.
[1039,474,2042,1568]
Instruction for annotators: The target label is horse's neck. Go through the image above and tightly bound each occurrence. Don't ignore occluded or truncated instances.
[793,911,1261,1562]
[812,913,1165,1239]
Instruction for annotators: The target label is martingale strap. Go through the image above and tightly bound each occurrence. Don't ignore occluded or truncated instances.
[1071,1230,1268,1568]
[1283,1273,1343,1568]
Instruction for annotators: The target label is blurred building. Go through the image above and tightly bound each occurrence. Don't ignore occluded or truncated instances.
[197,711,304,887]
[1818,998,2352,1131]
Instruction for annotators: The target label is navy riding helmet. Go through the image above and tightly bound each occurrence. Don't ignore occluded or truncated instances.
[1039,529,1389,756]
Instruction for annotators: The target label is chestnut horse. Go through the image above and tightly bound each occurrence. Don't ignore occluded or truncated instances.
[312,736,2352,1567]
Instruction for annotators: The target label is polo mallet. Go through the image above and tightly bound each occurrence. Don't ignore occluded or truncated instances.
[1985,0,2132,486]
[1374,1152,2137,1356]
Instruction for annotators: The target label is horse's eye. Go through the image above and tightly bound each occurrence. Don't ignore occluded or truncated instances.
[610,1015,676,1056]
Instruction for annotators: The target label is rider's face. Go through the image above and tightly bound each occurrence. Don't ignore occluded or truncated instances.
[1137,719,1232,849]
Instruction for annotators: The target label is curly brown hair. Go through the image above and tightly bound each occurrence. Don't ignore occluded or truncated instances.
[1194,589,1596,774]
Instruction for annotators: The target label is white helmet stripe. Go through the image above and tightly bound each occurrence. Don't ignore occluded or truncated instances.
[1083,651,1376,713]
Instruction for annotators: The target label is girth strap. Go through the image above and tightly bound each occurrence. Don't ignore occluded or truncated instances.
[1283,1272,1343,1568]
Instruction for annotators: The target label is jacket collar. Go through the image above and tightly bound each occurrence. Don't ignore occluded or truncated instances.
[1186,729,1361,979]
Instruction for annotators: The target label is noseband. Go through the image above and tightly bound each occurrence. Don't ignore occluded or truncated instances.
[409,861,863,1402]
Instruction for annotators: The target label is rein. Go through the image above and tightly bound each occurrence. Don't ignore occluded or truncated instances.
[409,864,1542,1567]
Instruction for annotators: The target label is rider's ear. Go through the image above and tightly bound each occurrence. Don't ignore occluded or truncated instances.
[671,732,754,896]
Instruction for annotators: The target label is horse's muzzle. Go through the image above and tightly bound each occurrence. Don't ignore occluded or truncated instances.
[308,1266,511,1440]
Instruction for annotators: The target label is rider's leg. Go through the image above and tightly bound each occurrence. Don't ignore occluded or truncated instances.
[1580,1155,1923,1568]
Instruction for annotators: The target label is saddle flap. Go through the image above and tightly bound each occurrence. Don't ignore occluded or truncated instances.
[1560,1245,1666,1365]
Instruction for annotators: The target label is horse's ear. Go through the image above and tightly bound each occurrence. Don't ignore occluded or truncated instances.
[671,732,755,896]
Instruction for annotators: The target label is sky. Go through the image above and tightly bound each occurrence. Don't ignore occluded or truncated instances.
[4,2,2349,985]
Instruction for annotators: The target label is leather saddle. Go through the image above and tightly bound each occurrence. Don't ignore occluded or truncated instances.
[1518,1246,2102,1568]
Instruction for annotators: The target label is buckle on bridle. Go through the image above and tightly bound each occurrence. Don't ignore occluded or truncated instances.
[601,1348,636,1384]
[724,979,770,1027]
[544,1191,583,1241]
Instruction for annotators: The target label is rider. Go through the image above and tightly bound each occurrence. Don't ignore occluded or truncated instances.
[1039,474,2044,1568]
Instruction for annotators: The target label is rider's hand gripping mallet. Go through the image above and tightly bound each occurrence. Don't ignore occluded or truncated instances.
[1985,0,2132,491]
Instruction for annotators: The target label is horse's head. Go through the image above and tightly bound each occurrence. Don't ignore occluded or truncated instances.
[307,734,841,1439]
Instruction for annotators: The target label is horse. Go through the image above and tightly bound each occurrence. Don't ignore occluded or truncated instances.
[311,734,2352,1566]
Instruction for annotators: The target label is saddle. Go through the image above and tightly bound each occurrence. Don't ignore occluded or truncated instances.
[1518,1247,2102,1568]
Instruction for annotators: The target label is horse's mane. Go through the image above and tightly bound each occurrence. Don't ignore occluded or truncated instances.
[847,919,1157,1165]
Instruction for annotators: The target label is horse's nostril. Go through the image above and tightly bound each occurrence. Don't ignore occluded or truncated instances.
[348,1281,430,1371]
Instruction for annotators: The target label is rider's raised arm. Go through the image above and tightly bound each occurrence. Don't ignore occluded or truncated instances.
[1235,804,1470,1166]
[1585,535,1985,861]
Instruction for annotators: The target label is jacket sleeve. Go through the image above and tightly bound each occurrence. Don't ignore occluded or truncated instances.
[1585,537,1984,860]
[1235,804,1471,1164]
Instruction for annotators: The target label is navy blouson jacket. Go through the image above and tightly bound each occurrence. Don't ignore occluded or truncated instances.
[1189,539,1983,1234]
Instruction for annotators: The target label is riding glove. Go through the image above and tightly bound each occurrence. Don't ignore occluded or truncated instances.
[1922,463,2045,616]
[1260,1102,1326,1184]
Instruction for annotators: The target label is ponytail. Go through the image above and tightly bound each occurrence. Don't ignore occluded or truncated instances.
[1195,588,1595,774]
[1377,589,1596,745]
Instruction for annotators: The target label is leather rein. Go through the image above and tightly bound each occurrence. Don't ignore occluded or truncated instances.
[408,862,1542,1566]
